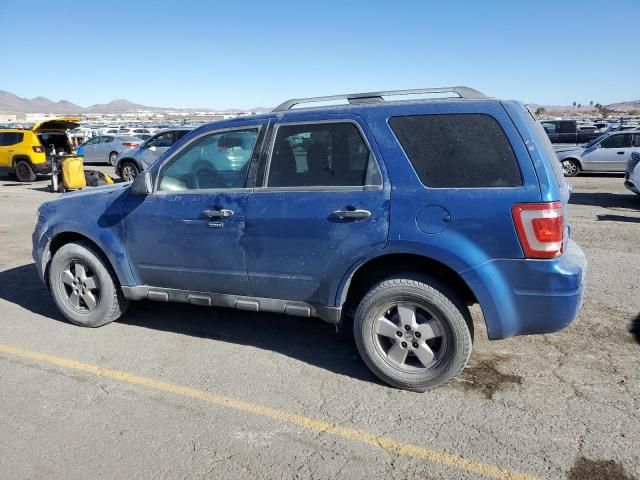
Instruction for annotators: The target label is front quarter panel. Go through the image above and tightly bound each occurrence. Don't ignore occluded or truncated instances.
[35,185,136,286]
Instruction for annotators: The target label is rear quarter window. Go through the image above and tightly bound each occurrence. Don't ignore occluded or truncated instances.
[389,114,522,188]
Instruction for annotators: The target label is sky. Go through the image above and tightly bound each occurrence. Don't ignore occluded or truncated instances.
[0,0,638,110]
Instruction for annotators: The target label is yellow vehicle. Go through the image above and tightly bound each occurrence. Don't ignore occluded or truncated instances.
[0,117,80,182]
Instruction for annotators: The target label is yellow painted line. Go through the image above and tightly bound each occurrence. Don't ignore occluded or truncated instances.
[0,343,535,480]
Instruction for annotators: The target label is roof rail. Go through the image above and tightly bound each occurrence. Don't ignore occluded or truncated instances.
[273,86,487,112]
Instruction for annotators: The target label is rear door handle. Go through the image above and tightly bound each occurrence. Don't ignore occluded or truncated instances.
[330,209,371,220]
[617,151,625,155]
[202,208,234,219]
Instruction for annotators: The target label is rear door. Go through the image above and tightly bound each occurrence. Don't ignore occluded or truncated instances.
[0,132,17,167]
[244,116,390,307]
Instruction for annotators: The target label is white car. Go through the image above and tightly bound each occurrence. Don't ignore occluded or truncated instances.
[624,152,640,195]
[556,131,640,177]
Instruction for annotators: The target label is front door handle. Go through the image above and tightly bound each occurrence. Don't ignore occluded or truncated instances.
[617,151,625,155]
[330,209,371,220]
[202,208,234,219]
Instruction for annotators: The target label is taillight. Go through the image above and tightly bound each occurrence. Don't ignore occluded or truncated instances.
[122,142,140,148]
[32,146,44,153]
[512,202,564,259]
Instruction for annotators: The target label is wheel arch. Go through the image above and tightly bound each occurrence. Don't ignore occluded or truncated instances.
[11,154,33,171]
[337,251,478,315]
[45,229,133,289]
[117,157,141,175]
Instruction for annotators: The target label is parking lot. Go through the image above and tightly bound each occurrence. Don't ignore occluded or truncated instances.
[0,171,638,479]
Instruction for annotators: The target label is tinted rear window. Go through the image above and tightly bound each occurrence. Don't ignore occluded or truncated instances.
[0,132,23,146]
[389,114,522,188]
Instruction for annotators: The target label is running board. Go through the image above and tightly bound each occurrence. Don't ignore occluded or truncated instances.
[121,286,341,324]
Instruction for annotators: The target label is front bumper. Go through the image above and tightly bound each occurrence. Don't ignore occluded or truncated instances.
[461,239,587,340]
[32,218,51,285]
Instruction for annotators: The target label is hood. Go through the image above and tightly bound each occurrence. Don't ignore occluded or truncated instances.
[554,146,583,154]
[555,147,584,160]
[32,117,81,133]
[58,182,128,201]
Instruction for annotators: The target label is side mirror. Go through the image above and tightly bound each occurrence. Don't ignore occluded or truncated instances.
[131,170,152,195]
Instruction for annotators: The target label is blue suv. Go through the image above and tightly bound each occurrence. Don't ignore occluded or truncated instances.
[32,87,587,391]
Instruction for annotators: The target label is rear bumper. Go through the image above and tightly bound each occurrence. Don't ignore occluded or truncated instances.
[32,161,51,174]
[461,239,587,339]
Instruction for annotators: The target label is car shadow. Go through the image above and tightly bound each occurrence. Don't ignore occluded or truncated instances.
[597,214,640,223]
[0,263,378,384]
[630,314,640,345]
[570,192,640,210]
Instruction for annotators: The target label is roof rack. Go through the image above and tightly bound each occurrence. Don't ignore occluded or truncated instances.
[273,86,487,112]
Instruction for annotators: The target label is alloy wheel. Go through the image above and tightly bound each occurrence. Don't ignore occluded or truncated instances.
[60,260,100,312]
[563,161,578,176]
[122,164,137,181]
[373,302,448,371]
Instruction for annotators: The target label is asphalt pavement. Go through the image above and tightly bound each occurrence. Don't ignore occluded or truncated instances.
[0,170,638,479]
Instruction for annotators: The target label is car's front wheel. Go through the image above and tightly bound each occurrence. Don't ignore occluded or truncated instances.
[49,241,128,327]
[120,161,139,181]
[562,159,580,177]
[354,275,472,392]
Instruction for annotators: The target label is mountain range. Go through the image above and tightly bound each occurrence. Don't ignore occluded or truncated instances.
[1,89,638,115]
[0,90,270,114]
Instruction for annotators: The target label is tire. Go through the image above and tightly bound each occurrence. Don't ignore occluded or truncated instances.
[562,159,580,177]
[354,275,472,392]
[109,152,118,165]
[120,161,139,181]
[49,241,128,327]
[15,160,36,182]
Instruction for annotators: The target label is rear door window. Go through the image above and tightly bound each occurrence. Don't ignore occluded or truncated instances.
[266,122,381,188]
[389,114,522,188]
[0,132,23,146]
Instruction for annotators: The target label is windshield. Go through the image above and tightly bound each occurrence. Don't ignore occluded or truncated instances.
[583,133,608,149]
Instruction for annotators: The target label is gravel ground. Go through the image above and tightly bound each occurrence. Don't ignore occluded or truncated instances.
[0,169,638,480]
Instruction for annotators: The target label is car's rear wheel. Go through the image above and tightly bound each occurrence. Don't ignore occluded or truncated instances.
[120,161,139,181]
[562,159,580,177]
[109,152,118,165]
[354,275,472,392]
[15,160,36,182]
[49,241,128,327]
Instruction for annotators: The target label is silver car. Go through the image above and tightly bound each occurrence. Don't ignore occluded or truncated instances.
[115,128,192,181]
[556,131,640,177]
[78,135,143,164]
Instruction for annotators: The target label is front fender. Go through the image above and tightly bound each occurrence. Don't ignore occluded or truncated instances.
[42,221,135,287]
[35,185,136,287]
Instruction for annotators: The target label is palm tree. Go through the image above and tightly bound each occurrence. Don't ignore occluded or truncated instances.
[572,101,577,111]
[589,100,594,109]
[577,103,582,109]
